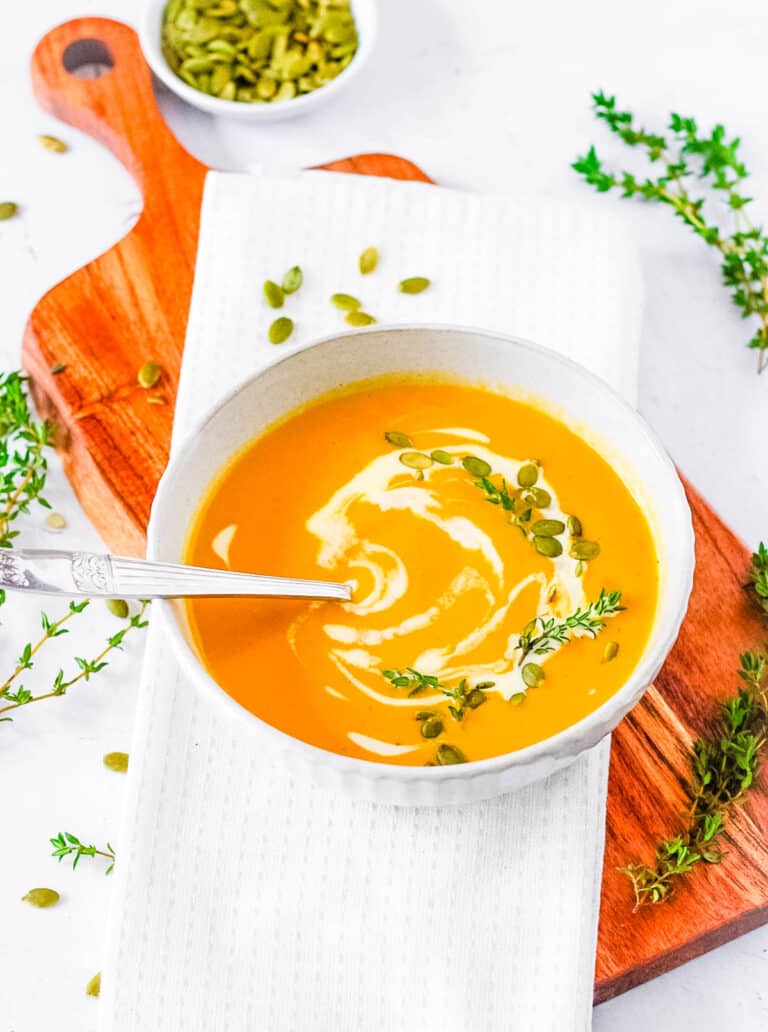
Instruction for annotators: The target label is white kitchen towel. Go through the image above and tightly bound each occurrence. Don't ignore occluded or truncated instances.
[100,171,642,1032]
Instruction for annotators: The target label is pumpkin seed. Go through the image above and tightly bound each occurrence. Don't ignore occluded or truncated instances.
[345,311,376,326]
[22,887,60,908]
[85,972,101,998]
[399,451,432,471]
[534,535,563,558]
[103,751,129,773]
[138,361,162,389]
[359,246,379,274]
[331,292,361,311]
[269,316,294,345]
[398,276,430,294]
[517,462,539,488]
[603,641,620,663]
[420,716,444,739]
[522,486,552,509]
[384,431,412,448]
[436,743,466,765]
[416,710,436,720]
[105,598,129,619]
[0,201,19,220]
[281,265,303,294]
[531,518,565,537]
[430,449,453,465]
[521,662,545,688]
[569,539,601,560]
[50,362,66,375]
[575,560,585,577]
[37,134,68,154]
[462,455,492,478]
[45,512,67,531]
[509,692,526,706]
[567,514,582,536]
[466,688,487,708]
[263,280,284,308]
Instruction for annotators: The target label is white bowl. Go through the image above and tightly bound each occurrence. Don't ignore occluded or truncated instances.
[148,326,695,805]
[139,0,378,121]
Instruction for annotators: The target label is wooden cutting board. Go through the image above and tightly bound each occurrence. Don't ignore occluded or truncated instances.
[23,17,768,1004]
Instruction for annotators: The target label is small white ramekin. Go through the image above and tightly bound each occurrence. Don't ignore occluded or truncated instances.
[148,326,695,806]
[139,0,378,121]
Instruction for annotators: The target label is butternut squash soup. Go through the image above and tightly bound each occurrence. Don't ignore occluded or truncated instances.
[184,380,658,766]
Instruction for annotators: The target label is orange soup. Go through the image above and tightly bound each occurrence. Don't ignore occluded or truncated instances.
[184,380,658,766]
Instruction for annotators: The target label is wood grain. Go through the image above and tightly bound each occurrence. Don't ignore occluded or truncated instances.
[23,17,768,1002]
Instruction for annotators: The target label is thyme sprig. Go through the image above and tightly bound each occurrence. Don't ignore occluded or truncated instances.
[0,601,150,721]
[381,668,493,721]
[473,475,532,538]
[382,666,441,697]
[50,831,116,875]
[574,91,768,373]
[747,541,768,615]
[0,371,53,557]
[516,589,625,661]
[622,649,768,907]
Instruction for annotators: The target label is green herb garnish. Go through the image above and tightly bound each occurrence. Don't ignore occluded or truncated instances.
[0,371,53,555]
[516,589,625,662]
[622,648,768,907]
[574,91,768,373]
[50,831,116,875]
[747,541,768,616]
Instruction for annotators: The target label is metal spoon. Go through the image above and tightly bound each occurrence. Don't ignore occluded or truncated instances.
[0,549,352,602]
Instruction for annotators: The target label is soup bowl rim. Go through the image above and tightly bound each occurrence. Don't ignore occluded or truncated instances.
[148,323,695,803]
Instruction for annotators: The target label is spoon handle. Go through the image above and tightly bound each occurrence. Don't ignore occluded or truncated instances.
[0,549,351,602]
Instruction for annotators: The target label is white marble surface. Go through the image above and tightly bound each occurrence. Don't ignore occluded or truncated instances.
[0,0,766,1029]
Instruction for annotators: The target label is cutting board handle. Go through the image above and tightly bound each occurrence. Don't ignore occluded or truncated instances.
[30,17,206,199]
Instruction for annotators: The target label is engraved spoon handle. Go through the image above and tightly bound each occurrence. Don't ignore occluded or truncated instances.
[0,549,351,602]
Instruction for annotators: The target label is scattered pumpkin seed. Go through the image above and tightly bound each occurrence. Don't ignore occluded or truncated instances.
[522,662,546,688]
[399,451,432,471]
[38,134,68,154]
[281,266,303,294]
[416,710,436,721]
[398,276,430,294]
[146,394,167,406]
[137,361,162,389]
[103,751,129,773]
[45,512,67,531]
[462,455,492,478]
[575,560,585,577]
[359,246,379,275]
[50,362,66,375]
[22,887,60,908]
[517,462,539,488]
[430,449,453,465]
[384,431,412,448]
[436,743,466,765]
[0,201,19,220]
[420,716,444,739]
[509,692,526,706]
[603,641,620,663]
[345,310,376,326]
[546,583,558,603]
[330,292,361,311]
[569,539,601,560]
[85,972,101,998]
[105,598,129,619]
[522,486,552,509]
[533,535,563,558]
[567,514,582,536]
[269,316,294,345]
[531,518,565,537]
[263,280,284,308]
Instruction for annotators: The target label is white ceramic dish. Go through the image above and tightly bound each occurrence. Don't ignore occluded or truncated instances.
[148,326,695,805]
[139,0,378,122]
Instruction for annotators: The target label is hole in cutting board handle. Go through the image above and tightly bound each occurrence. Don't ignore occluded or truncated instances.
[62,39,115,80]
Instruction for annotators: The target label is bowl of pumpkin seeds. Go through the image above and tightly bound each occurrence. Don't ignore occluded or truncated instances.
[141,0,377,119]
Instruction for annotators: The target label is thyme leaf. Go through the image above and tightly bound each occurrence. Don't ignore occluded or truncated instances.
[516,589,625,661]
[574,91,768,373]
[747,541,768,615]
[622,648,768,908]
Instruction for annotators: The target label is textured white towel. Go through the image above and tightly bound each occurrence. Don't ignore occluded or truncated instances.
[100,172,642,1032]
